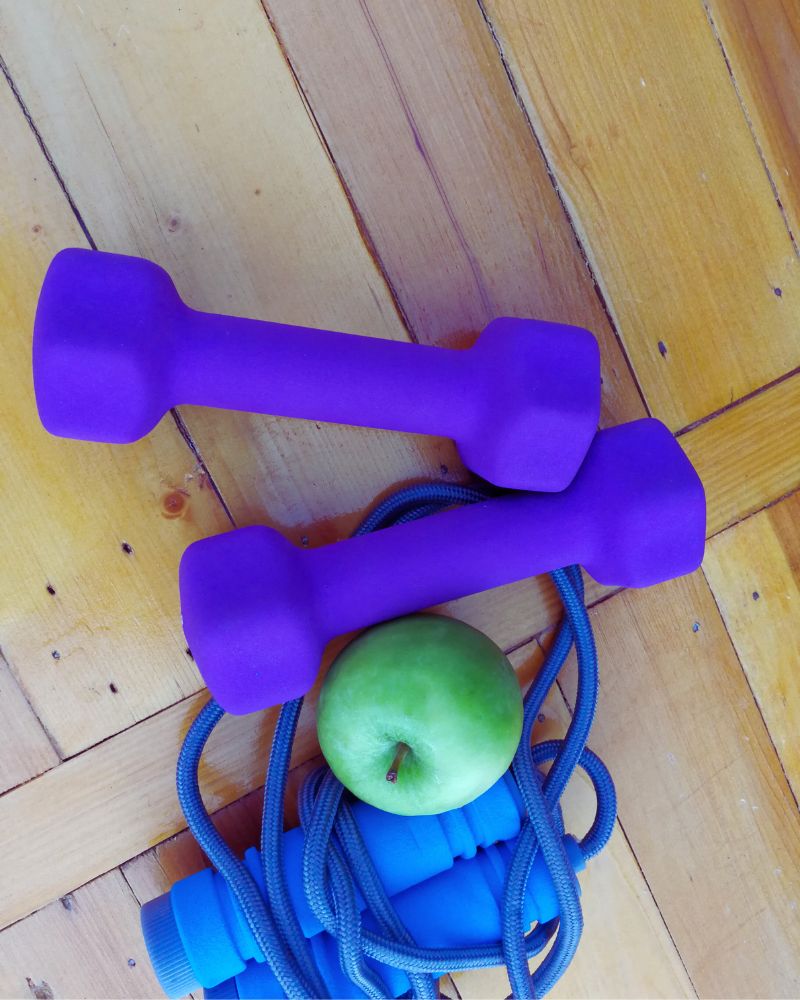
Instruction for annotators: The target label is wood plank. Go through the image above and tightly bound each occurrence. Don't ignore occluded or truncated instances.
[0,71,231,760]
[0,0,458,545]
[558,570,800,997]
[266,0,645,429]
[0,688,313,930]
[481,0,800,429]
[704,490,800,804]
[0,650,58,794]
[0,869,162,999]
[122,755,323,905]
[705,0,800,243]
[680,369,800,536]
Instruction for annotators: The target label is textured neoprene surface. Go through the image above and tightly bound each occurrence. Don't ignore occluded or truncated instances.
[180,419,705,713]
[32,247,601,490]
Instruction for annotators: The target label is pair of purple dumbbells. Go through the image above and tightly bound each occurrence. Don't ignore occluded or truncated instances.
[33,249,705,715]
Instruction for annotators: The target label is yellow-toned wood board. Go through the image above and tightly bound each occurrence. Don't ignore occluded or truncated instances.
[454,643,695,1000]
[557,571,800,997]
[121,758,323,908]
[0,869,163,999]
[266,0,645,429]
[481,0,800,429]
[0,73,231,761]
[704,489,800,805]
[705,0,800,244]
[0,0,459,539]
[680,368,800,536]
[0,650,58,794]
[0,686,313,930]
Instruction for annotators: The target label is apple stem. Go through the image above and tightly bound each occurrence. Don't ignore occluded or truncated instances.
[386,741,410,783]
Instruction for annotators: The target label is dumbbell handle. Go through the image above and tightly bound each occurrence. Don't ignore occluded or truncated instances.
[181,419,705,714]
[173,309,470,437]
[33,249,600,490]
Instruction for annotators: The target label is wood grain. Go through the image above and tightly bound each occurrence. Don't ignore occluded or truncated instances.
[0,71,230,760]
[122,755,323,906]
[453,645,695,1000]
[0,651,58,793]
[0,869,162,1000]
[0,689,308,929]
[704,490,800,804]
[266,0,645,428]
[680,369,800,536]
[559,571,800,997]
[706,0,800,243]
[482,0,800,429]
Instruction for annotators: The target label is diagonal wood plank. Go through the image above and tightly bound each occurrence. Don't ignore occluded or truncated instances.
[559,570,800,997]
[0,68,230,761]
[0,869,162,999]
[704,490,800,805]
[0,685,313,930]
[481,0,800,430]
[265,0,645,429]
[0,650,58,793]
[705,0,800,246]
[680,368,800,536]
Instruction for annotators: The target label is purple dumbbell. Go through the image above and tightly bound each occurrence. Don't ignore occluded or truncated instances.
[32,248,601,491]
[180,419,705,714]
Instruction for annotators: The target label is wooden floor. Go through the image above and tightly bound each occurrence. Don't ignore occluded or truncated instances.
[1,1,799,997]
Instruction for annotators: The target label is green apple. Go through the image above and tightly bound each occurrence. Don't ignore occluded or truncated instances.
[316,614,523,815]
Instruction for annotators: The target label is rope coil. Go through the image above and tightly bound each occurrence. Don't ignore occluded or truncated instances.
[176,483,617,999]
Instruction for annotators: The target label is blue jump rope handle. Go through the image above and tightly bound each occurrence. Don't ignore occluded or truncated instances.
[142,772,530,992]
[198,835,585,999]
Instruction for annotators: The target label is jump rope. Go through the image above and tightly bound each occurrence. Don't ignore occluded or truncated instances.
[177,483,616,999]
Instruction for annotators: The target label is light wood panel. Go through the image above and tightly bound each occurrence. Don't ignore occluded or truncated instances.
[0,688,315,929]
[482,0,800,429]
[122,755,323,905]
[0,71,230,760]
[706,0,800,243]
[704,490,800,804]
[0,869,162,999]
[0,651,58,793]
[266,0,645,428]
[680,369,800,536]
[558,570,800,997]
